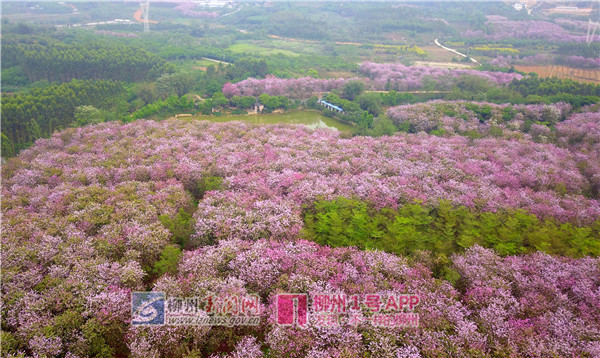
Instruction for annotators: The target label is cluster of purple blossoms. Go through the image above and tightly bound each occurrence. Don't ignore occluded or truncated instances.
[2,118,599,356]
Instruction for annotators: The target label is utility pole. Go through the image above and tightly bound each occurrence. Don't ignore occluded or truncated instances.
[141,0,150,32]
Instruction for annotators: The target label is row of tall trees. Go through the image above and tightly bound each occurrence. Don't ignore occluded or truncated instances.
[2,40,174,83]
[510,77,600,97]
[1,79,124,155]
[556,43,600,58]
[303,197,600,259]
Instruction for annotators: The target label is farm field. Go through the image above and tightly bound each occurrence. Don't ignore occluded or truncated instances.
[515,65,600,84]
[228,43,301,57]
[416,45,460,61]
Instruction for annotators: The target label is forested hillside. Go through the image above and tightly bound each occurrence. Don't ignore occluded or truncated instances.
[2,40,174,82]
[1,80,124,155]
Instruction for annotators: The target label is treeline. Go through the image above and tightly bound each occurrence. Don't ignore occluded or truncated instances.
[2,40,174,83]
[0,22,57,35]
[203,57,269,84]
[510,77,600,97]
[556,43,600,58]
[266,11,329,40]
[356,8,453,37]
[450,37,559,49]
[127,96,194,122]
[508,77,600,107]
[367,90,436,107]
[196,58,271,97]
[320,93,374,128]
[126,92,294,120]
[302,198,600,260]
[257,94,292,111]
[223,57,268,81]
[157,44,241,63]
[1,80,124,155]
[447,75,600,108]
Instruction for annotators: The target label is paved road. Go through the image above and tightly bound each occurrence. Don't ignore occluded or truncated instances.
[221,5,242,17]
[434,39,478,64]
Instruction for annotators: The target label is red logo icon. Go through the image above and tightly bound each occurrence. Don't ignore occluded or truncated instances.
[276,294,308,328]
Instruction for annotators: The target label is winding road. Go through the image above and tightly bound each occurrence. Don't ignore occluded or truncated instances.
[434,39,478,64]
[221,5,242,18]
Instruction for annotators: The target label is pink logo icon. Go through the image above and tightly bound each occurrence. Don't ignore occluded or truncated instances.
[276,294,308,328]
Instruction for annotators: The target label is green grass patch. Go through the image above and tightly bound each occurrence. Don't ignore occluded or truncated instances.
[228,42,300,57]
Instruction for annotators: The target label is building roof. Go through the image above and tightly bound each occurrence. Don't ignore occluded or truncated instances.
[318,100,343,112]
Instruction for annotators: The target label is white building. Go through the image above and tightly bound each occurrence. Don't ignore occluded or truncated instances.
[197,0,230,8]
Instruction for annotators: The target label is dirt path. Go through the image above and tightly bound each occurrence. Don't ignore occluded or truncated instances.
[202,57,231,65]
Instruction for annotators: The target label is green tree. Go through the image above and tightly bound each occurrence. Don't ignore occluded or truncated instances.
[1,133,15,157]
[230,96,256,108]
[369,116,398,137]
[342,80,365,101]
[156,72,196,98]
[357,93,383,116]
[211,92,229,108]
[137,82,158,105]
[152,244,182,277]
[456,75,491,93]
[74,105,103,126]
